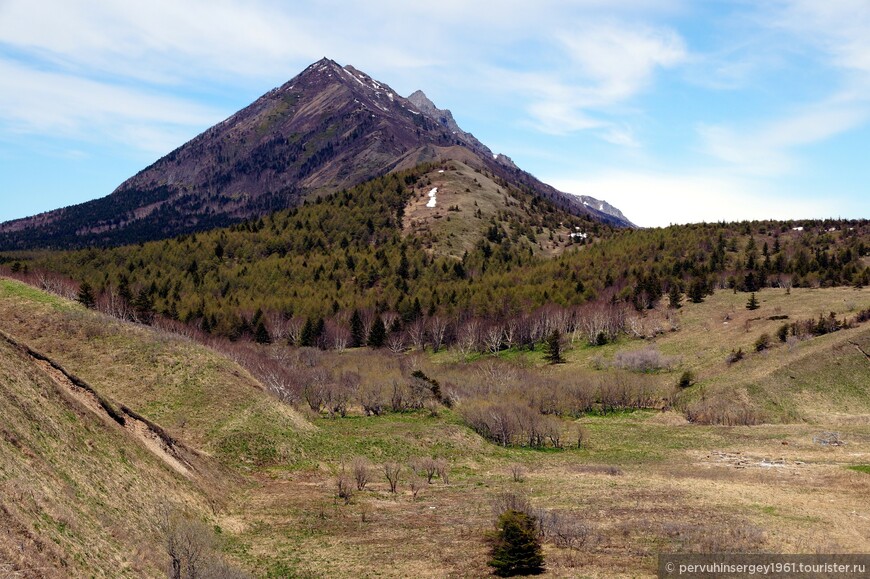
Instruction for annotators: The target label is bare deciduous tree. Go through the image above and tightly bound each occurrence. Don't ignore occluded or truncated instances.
[351,456,370,491]
[428,316,448,352]
[409,474,424,501]
[387,330,407,353]
[408,318,427,350]
[383,462,401,493]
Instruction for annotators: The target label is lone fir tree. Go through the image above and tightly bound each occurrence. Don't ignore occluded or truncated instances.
[488,509,545,577]
[544,330,564,364]
[746,292,760,311]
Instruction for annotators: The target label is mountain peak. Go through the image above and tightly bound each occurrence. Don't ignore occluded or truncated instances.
[0,60,633,249]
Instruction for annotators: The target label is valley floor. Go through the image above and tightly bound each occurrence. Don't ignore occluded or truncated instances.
[1,278,868,577]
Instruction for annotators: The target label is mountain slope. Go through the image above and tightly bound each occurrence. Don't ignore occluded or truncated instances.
[0,58,632,250]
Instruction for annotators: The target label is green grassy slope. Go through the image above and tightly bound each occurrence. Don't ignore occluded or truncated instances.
[0,334,207,577]
[0,278,310,467]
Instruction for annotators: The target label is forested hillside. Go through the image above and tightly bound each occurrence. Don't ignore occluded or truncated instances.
[4,161,868,352]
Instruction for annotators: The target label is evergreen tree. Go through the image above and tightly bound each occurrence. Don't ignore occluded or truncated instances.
[299,318,316,347]
[118,275,133,304]
[746,292,760,311]
[544,330,564,364]
[688,279,705,303]
[254,320,271,344]
[350,310,364,348]
[489,510,545,577]
[77,281,96,309]
[133,288,154,324]
[367,316,387,348]
[668,284,682,309]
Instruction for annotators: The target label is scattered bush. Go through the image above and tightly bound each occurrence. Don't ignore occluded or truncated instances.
[408,474,424,501]
[460,399,565,448]
[677,370,695,389]
[754,333,771,352]
[336,470,354,504]
[725,348,745,365]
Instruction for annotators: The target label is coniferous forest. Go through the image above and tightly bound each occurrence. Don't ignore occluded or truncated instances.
[5,162,868,353]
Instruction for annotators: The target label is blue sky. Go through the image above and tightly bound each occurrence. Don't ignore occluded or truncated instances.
[1,1,868,227]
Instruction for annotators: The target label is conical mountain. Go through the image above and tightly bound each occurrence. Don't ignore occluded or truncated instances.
[0,58,632,250]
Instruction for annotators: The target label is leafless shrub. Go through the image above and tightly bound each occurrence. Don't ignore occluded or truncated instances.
[509,464,526,483]
[597,372,658,413]
[574,425,587,449]
[423,397,441,417]
[383,462,401,493]
[336,469,354,504]
[813,432,844,446]
[412,457,439,483]
[294,346,322,368]
[324,371,359,418]
[351,457,371,490]
[435,458,450,485]
[409,474,424,501]
[301,367,332,412]
[389,381,410,412]
[573,464,623,476]
[664,521,766,553]
[158,505,249,579]
[612,347,679,373]
[491,491,532,522]
[359,382,389,416]
[685,394,763,426]
[544,511,593,550]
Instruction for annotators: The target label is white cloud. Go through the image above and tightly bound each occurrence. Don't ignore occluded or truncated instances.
[557,23,686,103]
[501,22,686,139]
[548,172,836,228]
[0,59,221,153]
[696,2,870,176]
[0,0,686,146]
[773,1,870,74]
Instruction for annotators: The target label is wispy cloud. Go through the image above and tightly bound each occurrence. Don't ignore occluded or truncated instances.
[773,0,870,74]
[698,103,870,175]
[0,58,221,153]
[695,1,870,174]
[0,0,686,148]
[495,22,686,140]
